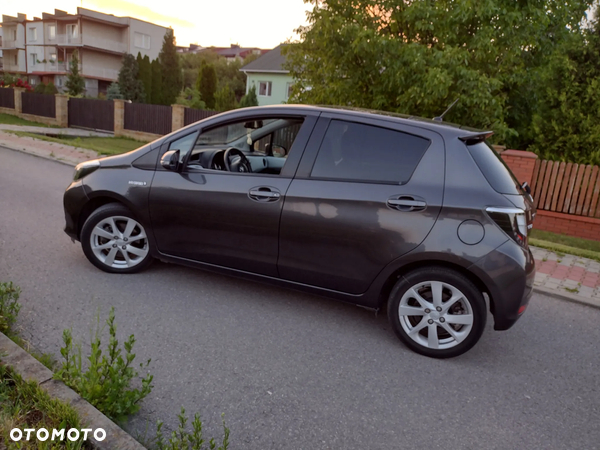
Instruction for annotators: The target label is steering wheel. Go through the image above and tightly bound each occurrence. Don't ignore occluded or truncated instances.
[223,147,252,173]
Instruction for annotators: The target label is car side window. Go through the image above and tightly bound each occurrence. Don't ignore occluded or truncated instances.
[310,120,431,184]
[169,131,199,164]
[187,117,305,175]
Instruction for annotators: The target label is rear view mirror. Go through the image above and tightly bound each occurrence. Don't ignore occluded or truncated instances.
[244,120,263,130]
[160,150,180,171]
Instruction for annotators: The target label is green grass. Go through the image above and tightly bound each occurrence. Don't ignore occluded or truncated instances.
[0,365,92,449]
[530,229,600,262]
[0,112,57,128]
[7,131,147,156]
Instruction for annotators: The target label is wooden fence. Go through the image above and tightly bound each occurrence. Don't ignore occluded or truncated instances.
[531,159,600,218]
[184,107,218,126]
[21,92,55,118]
[0,88,15,109]
[68,98,114,132]
[124,102,172,136]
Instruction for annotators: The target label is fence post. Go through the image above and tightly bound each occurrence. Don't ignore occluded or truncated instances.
[114,99,125,137]
[171,104,185,132]
[55,94,69,127]
[500,150,538,186]
[13,88,24,114]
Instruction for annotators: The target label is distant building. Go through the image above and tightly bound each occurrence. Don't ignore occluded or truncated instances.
[1,8,169,96]
[178,43,269,62]
[240,44,293,106]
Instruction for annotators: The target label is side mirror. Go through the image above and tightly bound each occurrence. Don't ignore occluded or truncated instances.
[160,150,180,171]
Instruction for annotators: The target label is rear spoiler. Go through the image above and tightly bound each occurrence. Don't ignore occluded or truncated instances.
[458,131,494,145]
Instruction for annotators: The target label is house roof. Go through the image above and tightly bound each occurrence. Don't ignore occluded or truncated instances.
[241,44,288,73]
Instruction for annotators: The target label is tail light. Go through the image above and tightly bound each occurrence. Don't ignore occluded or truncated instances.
[486,207,528,247]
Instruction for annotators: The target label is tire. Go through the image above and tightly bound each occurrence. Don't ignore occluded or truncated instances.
[80,203,153,274]
[387,267,486,358]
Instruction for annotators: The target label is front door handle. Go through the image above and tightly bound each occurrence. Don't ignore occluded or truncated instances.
[387,196,427,211]
[249,187,281,202]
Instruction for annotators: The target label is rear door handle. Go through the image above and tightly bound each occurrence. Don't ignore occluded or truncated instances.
[249,187,281,202]
[387,196,427,211]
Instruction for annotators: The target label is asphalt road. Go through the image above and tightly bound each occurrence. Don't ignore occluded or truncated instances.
[1,146,599,450]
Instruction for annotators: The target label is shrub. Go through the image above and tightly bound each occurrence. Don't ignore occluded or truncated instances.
[45,81,59,95]
[34,83,47,94]
[0,281,21,334]
[239,85,258,108]
[176,87,206,110]
[155,407,230,450]
[55,307,153,421]
[107,82,123,100]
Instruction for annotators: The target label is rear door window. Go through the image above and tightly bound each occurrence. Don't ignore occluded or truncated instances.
[466,142,521,194]
[310,120,430,184]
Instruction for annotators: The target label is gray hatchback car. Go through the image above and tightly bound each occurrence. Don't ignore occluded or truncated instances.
[63,105,535,358]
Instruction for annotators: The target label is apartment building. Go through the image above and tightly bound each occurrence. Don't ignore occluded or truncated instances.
[1,8,169,96]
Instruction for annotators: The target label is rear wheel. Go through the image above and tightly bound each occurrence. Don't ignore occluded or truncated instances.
[387,267,486,358]
[80,203,153,274]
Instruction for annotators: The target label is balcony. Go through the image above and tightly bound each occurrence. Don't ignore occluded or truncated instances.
[82,65,119,81]
[29,61,68,73]
[1,39,21,50]
[82,36,127,54]
[3,63,25,73]
[55,34,82,46]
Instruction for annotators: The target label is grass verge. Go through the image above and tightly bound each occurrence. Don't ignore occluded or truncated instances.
[530,234,600,263]
[6,131,147,156]
[0,365,92,449]
[0,113,57,128]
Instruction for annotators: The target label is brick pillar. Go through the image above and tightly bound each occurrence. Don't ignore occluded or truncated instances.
[14,88,24,114]
[500,150,538,186]
[171,104,185,132]
[55,94,68,127]
[114,99,125,137]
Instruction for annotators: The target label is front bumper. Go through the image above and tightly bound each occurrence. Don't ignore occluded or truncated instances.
[469,240,536,331]
[63,179,88,241]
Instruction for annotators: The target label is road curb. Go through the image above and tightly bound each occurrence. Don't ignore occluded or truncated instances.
[0,142,78,167]
[0,332,146,450]
[533,286,600,309]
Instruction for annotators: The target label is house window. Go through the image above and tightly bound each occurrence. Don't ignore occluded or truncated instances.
[29,27,37,42]
[13,30,17,40]
[134,32,151,49]
[67,24,79,40]
[31,53,38,66]
[14,55,18,65]
[258,81,272,97]
[50,53,57,62]
[48,25,56,40]
[286,82,294,100]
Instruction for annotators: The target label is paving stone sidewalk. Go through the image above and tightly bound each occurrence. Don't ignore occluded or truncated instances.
[531,246,600,302]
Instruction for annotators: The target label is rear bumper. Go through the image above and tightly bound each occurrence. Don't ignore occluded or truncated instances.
[63,180,88,242]
[469,240,536,331]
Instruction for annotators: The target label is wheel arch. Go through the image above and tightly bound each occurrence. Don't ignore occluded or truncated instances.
[376,259,494,315]
[77,194,131,239]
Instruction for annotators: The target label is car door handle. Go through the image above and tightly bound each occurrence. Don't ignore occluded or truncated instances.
[387,196,427,211]
[249,187,281,202]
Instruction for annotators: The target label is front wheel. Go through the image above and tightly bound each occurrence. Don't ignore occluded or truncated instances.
[80,203,153,274]
[387,267,486,358]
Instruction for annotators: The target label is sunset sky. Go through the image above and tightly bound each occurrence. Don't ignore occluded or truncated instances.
[1,0,311,49]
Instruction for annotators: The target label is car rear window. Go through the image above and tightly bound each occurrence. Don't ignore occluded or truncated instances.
[466,142,521,195]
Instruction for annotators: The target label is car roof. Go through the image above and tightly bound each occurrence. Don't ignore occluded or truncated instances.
[235,104,491,140]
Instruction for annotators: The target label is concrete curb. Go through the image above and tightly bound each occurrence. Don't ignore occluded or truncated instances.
[0,142,78,167]
[0,332,146,450]
[533,286,600,309]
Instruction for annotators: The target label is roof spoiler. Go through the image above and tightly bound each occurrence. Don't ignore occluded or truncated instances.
[458,131,494,145]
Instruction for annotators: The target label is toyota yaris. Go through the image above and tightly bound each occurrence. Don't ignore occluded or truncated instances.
[64,105,535,358]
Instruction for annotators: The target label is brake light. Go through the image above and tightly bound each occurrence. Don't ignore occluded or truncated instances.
[486,207,528,248]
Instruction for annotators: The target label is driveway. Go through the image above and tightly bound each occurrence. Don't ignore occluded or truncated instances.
[1,147,599,449]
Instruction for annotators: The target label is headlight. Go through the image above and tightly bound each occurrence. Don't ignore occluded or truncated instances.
[73,160,100,181]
